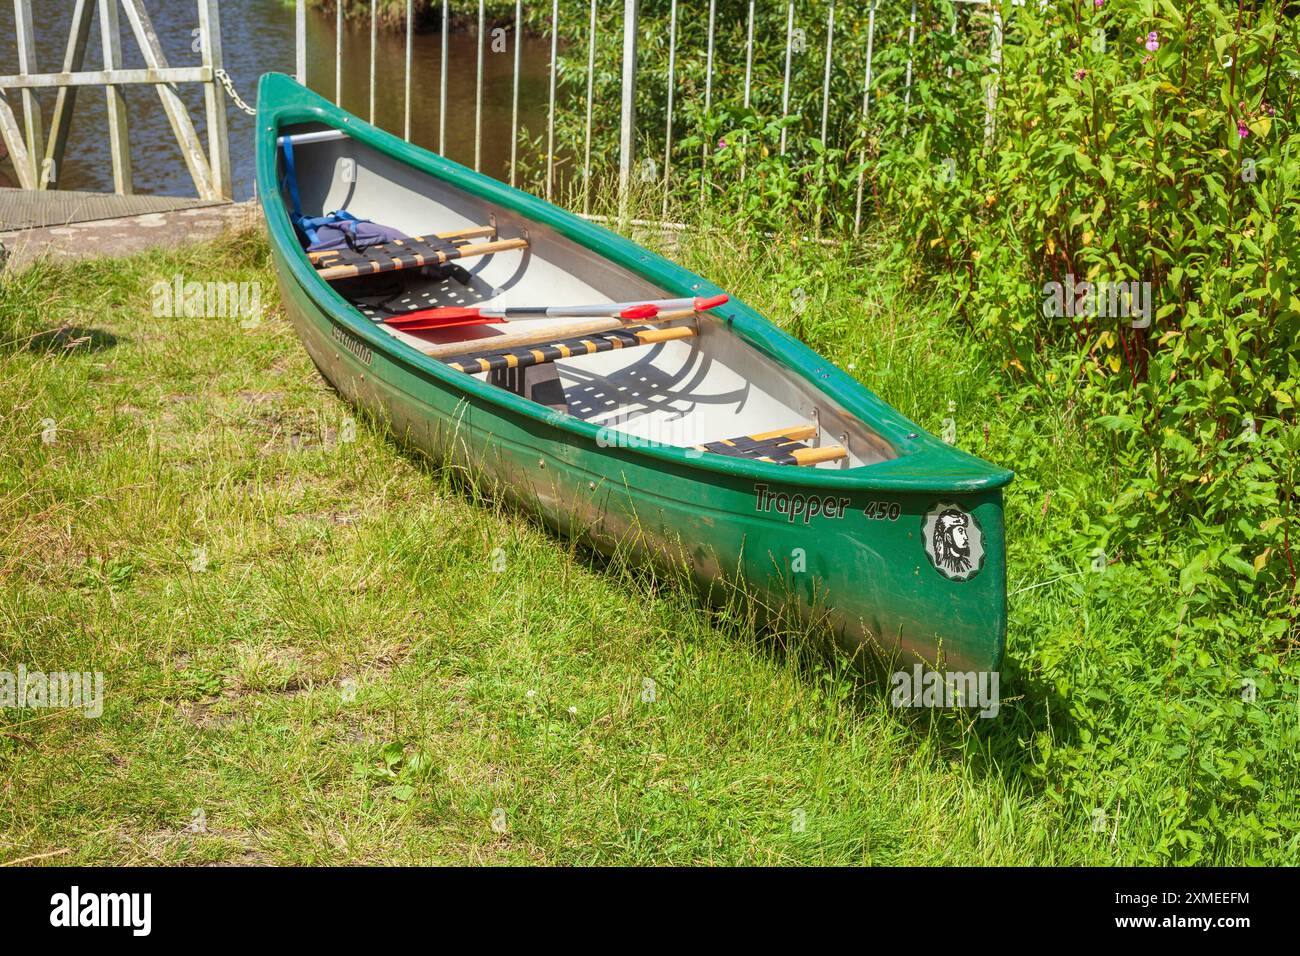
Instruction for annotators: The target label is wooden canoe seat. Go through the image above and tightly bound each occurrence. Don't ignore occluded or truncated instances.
[696,424,847,467]
[310,224,528,282]
[440,324,696,374]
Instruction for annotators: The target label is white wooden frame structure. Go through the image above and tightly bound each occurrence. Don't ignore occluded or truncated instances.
[0,0,232,200]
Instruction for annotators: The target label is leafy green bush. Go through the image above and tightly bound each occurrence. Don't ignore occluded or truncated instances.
[538,0,1300,862]
[884,0,1298,627]
[879,0,1300,862]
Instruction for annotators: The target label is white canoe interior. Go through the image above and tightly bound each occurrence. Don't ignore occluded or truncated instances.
[278,127,898,469]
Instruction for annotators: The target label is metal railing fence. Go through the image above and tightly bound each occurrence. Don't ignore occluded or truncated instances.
[296,0,1005,230]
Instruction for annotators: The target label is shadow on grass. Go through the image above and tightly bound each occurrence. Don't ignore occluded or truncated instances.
[344,399,1080,800]
[26,325,120,355]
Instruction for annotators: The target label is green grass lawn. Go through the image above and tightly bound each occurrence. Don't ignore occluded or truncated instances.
[0,225,1293,865]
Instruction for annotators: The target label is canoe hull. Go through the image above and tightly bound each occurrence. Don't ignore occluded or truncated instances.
[273,246,1008,673]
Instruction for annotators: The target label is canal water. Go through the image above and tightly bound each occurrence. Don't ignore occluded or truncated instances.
[0,0,551,199]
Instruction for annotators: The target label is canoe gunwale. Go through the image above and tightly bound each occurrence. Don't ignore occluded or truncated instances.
[255,74,1013,495]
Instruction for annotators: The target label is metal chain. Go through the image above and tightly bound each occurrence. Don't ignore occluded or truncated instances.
[214,68,256,116]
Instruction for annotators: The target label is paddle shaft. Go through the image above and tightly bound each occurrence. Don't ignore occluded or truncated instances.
[466,295,717,320]
[382,293,729,331]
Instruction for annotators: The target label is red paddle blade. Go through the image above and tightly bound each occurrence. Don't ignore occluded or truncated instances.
[693,293,729,312]
[381,315,495,332]
[618,303,660,319]
[384,306,483,327]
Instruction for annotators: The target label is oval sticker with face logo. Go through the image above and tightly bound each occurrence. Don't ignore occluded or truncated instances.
[922,502,985,582]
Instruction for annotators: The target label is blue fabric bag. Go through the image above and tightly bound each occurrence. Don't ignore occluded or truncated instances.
[297,211,407,252]
[280,136,407,251]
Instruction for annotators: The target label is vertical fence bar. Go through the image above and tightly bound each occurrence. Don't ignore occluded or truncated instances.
[405,0,414,141]
[510,0,522,186]
[582,0,597,214]
[739,0,754,183]
[814,0,836,234]
[853,0,877,236]
[819,0,835,145]
[441,0,450,154]
[546,0,559,200]
[335,0,343,104]
[779,0,795,155]
[699,0,716,203]
[618,0,640,220]
[198,0,231,200]
[369,0,377,124]
[948,5,958,81]
[12,0,45,186]
[984,2,1004,145]
[703,0,716,115]
[296,0,306,85]
[662,0,678,218]
[903,0,917,115]
[475,0,485,170]
[98,0,132,194]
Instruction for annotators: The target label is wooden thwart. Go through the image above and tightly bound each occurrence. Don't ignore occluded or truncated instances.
[306,224,497,263]
[441,324,696,374]
[411,308,698,359]
[314,234,527,282]
[696,424,847,467]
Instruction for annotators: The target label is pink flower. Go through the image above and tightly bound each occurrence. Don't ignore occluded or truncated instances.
[1145,31,1159,52]
[1237,120,1250,138]
[1094,0,1104,7]
[1074,69,1088,81]
[717,137,728,150]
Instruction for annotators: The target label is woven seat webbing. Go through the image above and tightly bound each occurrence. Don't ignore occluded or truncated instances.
[442,326,652,374]
[311,235,463,276]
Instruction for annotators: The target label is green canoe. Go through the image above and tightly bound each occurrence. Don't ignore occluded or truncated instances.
[255,74,1013,673]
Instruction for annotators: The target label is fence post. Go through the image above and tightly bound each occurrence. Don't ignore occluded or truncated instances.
[819,1,836,145]
[546,0,559,199]
[662,0,678,218]
[617,0,639,220]
[853,0,878,236]
[296,0,306,85]
[98,0,133,195]
[739,0,754,184]
[582,0,597,214]
[198,0,232,200]
[440,0,450,154]
[984,2,1004,145]
[475,0,484,169]
[903,0,917,118]
[405,0,413,141]
[370,0,377,124]
[12,0,45,188]
[510,0,522,186]
[779,0,794,155]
